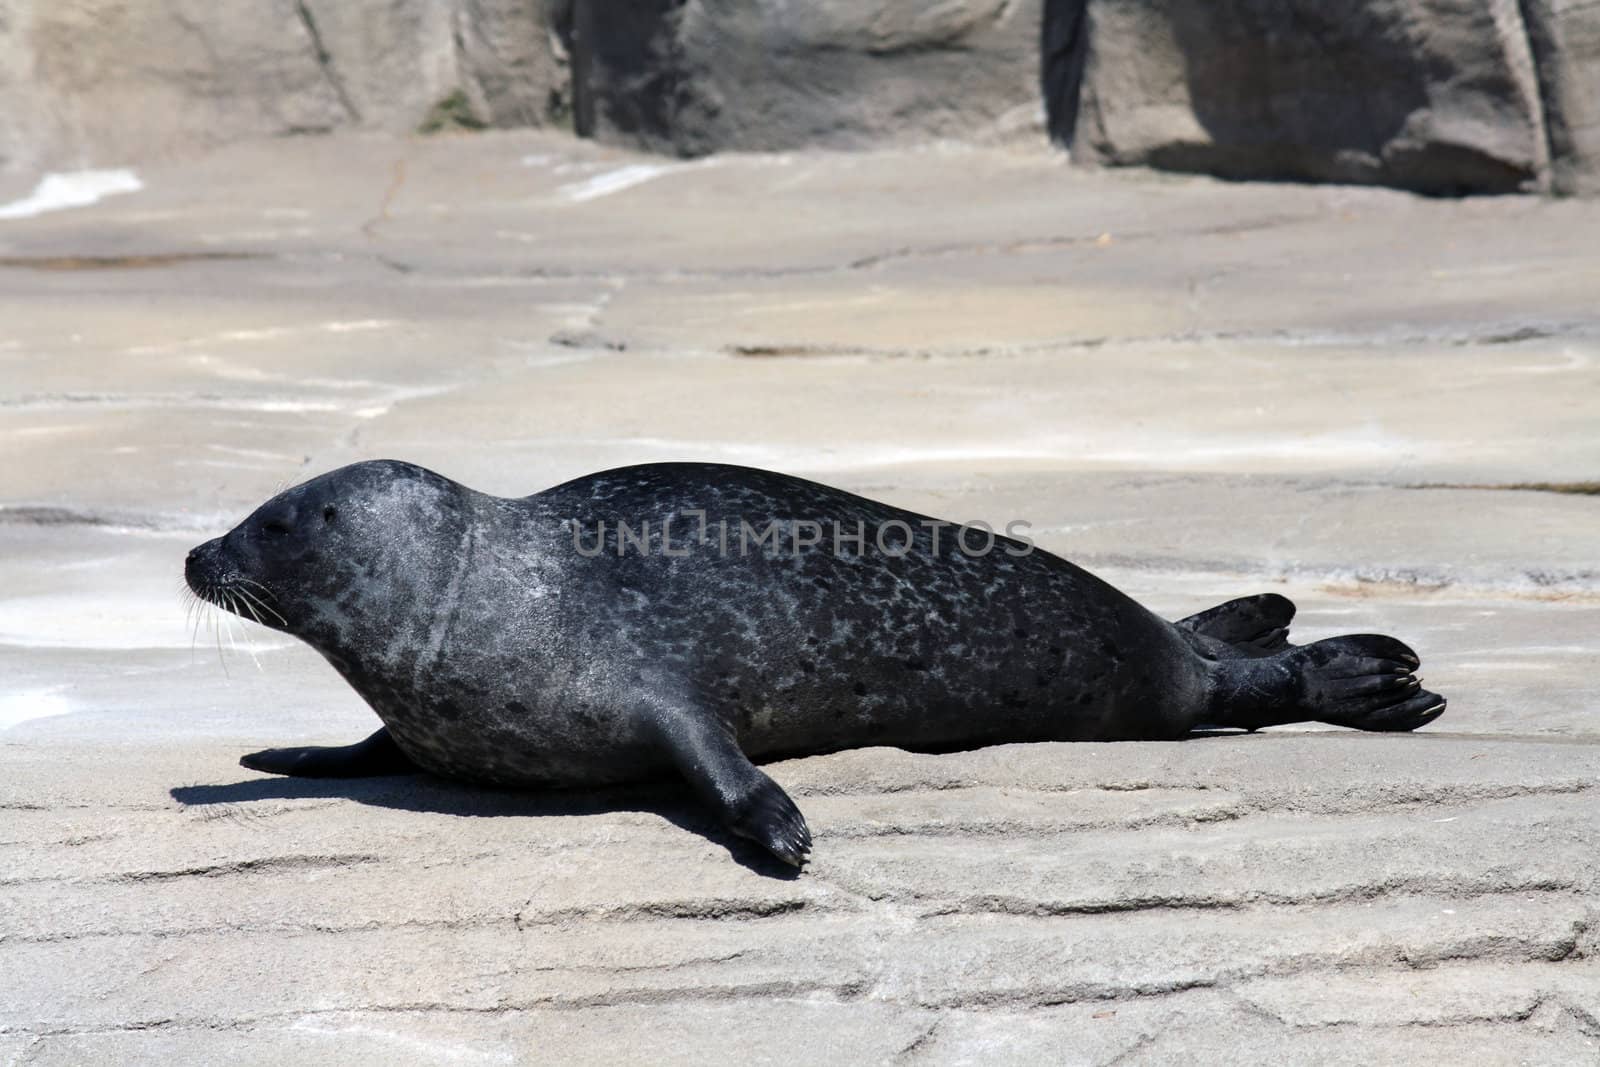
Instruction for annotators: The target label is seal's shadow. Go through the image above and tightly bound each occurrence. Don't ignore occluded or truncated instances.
[169,774,803,880]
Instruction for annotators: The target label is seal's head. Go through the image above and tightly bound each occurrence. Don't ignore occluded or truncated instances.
[185,460,472,648]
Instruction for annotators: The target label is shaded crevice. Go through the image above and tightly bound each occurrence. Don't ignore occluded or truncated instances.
[517,897,812,925]
[1515,0,1562,191]
[1561,999,1600,1038]
[0,506,164,529]
[1041,0,1090,145]
[1237,987,1558,1032]
[367,208,1329,283]
[293,1,361,123]
[0,252,264,272]
[892,1015,944,1062]
[359,158,409,239]
[1102,1030,1162,1067]
[796,778,1599,807]
[875,880,1589,922]
[8,952,1600,1036]
[0,914,518,948]
[106,852,381,884]
[1410,481,1600,497]
[16,980,1593,1043]
[823,809,1249,840]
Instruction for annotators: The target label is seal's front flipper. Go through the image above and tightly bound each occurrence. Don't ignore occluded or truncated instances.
[1210,634,1445,733]
[648,708,812,867]
[1178,593,1295,652]
[240,727,417,777]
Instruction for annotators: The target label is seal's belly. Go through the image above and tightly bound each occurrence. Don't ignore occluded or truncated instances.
[363,584,1197,787]
[359,668,668,789]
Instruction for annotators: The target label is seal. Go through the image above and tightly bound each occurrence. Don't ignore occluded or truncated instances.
[185,460,1445,866]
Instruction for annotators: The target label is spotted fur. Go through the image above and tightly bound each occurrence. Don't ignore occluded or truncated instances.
[185,460,1444,866]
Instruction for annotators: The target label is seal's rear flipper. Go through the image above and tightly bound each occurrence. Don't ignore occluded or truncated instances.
[1177,593,1295,652]
[1212,634,1446,733]
[1298,634,1447,732]
[240,727,418,777]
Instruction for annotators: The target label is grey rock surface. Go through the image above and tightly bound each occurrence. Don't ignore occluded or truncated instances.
[453,0,573,130]
[0,132,1597,1061]
[1075,0,1550,195]
[5,0,1600,198]
[2,0,355,168]
[569,0,1044,155]
[1524,0,1600,196]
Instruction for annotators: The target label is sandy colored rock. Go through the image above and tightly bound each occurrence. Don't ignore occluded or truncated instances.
[0,0,568,171]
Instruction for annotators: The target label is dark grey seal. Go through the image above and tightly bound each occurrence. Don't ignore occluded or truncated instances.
[185,460,1445,866]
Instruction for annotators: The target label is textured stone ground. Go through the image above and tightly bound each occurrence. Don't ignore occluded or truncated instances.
[1,132,1598,1063]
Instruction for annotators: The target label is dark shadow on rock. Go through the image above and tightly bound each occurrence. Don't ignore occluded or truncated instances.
[1075,1,1535,195]
[1042,0,1090,146]
[1162,3,1426,188]
[1164,3,1532,195]
[169,773,803,880]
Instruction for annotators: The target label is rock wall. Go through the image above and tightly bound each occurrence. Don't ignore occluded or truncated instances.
[1,0,1597,195]
[1064,0,1600,196]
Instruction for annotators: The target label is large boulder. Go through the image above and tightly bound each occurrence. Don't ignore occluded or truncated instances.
[567,0,1044,155]
[1522,0,1600,195]
[1073,0,1550,195]
[0,0,568,172]
[3,0,354,170]
[455,0,574,129]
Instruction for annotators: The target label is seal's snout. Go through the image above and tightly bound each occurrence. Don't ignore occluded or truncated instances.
[184,530,297,633]
[184,537,225,595]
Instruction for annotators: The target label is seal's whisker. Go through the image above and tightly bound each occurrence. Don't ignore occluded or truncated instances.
[219,596,240,651]
[212,599,229,677]
[184,586,205,631]
[234,577,283,605]
[239,595,277,644]
[225,590,265,672]
[235,585,287,625]
[233,588,260,626]
[237,594,270,642]
[190,586,209,661]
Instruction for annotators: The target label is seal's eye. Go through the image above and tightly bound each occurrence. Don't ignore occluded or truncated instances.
[322,506,337,523]
[262,519,291,537]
